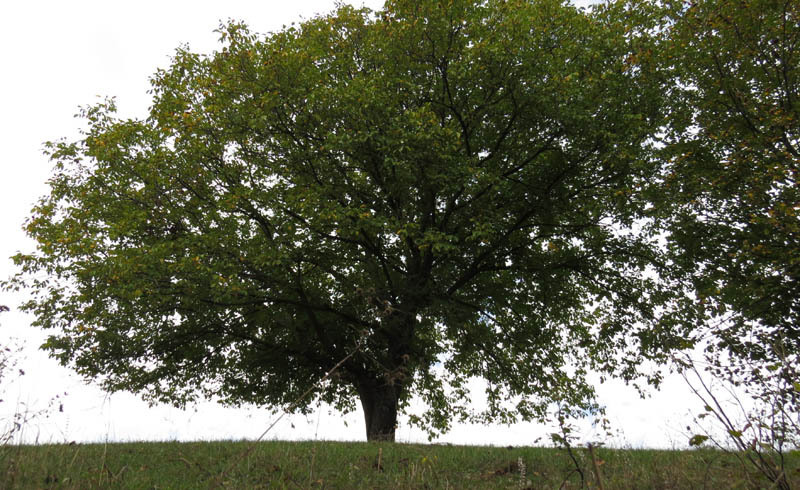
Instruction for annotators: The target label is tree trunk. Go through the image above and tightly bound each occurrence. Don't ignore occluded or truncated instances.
[356,379,402,442]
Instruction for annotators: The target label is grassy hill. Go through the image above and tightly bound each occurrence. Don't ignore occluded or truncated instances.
[1,439,798,488]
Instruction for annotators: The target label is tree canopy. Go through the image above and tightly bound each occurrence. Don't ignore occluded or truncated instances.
[10,0,794,442]
[657,0,799,385]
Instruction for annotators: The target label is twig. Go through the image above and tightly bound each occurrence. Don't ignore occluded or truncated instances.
[587,443,605,490]
[553,403,585,489]
[767,470,787,490]
[680,354,794,490]
[558,468,581,490]
[308,445,317,485]
[563,444,584,488]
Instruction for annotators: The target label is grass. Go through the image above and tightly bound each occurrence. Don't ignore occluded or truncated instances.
[1,439,798,489]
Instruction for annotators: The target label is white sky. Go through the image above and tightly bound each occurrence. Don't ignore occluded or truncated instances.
[0,0,700,448]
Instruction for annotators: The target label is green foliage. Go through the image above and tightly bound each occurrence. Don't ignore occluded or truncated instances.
[655,2,800,467]
[688,434,709,447]
[5,0,718,440]
[658,0,800,363]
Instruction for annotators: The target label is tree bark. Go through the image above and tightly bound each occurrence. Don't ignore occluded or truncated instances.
[356,379,403,442]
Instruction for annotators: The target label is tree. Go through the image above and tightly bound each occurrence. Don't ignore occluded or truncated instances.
[657,0,799,388]
[653,0,800,460]
[8,0,684,441]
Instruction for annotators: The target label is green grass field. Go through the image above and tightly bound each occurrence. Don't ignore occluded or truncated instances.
[1,439,798,489]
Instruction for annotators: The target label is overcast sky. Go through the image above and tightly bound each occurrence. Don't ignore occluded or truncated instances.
[0,0,700,447]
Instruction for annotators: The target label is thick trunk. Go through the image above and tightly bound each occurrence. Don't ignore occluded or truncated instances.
[356,380,402,442]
